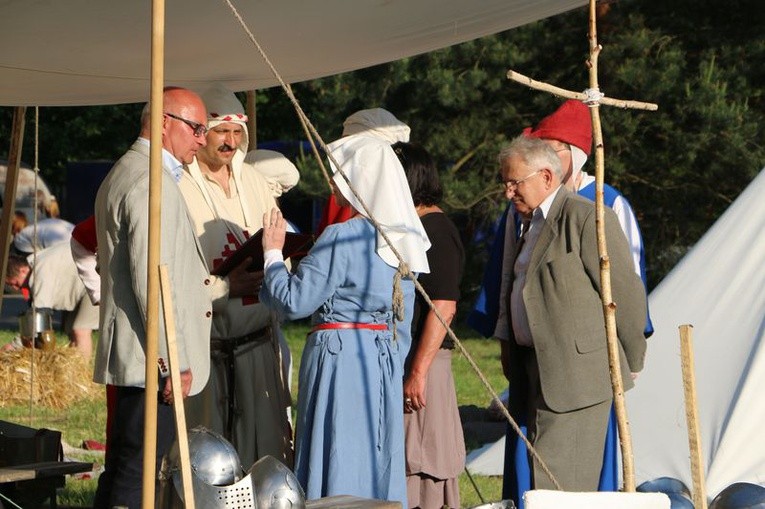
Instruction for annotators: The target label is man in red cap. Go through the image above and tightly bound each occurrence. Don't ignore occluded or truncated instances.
[523,100,650,292]
[468,100,652,507]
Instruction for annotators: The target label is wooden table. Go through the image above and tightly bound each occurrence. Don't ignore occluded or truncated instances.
[0,461,93,508]
[307,495,402,508]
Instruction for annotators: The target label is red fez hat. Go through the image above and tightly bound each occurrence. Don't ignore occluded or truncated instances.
[522,100,593,156]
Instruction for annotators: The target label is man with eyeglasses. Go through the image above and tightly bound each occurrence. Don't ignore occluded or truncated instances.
[523,100,651,301]
[180,83,298,469]
[472,100,651,336]
[492,135,647,495]
[93,86,214,509]
[469,100,653,506]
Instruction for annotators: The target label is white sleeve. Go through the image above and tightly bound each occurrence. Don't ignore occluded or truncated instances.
[610,195,643,277]
[243,152,300,197]
[264,248,285,271]
[70,236,101,305]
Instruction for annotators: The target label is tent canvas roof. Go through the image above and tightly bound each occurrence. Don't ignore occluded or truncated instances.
[0,0,586,106]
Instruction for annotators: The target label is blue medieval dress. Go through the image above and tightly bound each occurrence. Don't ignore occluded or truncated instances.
[260,217,414,506]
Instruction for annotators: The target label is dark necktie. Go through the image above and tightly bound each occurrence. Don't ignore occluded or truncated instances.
[514,219,531,261]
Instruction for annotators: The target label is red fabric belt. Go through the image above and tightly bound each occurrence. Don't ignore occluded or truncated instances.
[311,322,388,333]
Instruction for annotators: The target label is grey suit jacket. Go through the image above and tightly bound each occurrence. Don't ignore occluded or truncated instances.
[506,188,647,413]
[93,141,212,396]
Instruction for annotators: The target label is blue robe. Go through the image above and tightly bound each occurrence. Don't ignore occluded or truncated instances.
[260,218,414,506]
[468,184,651,508]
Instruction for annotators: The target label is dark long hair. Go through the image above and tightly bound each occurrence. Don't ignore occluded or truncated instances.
[391,141,443,207]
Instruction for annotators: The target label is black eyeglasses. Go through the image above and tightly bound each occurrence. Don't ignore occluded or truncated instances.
[164,112,208,137]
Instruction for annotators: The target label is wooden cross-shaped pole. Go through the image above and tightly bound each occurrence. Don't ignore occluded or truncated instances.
[506,0,658,492]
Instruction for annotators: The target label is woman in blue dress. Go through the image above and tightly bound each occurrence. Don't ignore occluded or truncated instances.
[259,133,431,505]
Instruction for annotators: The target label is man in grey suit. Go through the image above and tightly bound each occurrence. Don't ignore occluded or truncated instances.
[92,87,217,509]
[494,135,647,491]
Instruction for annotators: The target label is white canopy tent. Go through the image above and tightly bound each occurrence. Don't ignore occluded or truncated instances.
[629,167,765,499]
[0,0,585,106]
[466,168,765,501]
[1,1,591,505]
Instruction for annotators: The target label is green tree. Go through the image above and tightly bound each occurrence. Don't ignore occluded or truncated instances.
[0,104,143,191]
[260,1,764,292]
[2,0,762,295]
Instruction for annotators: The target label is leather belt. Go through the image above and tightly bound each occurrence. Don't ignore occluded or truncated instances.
[311,322,388,333]
[210,326,272,352]
[210,325,272,439]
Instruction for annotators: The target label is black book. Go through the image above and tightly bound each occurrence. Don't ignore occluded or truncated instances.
[210,229,313,277]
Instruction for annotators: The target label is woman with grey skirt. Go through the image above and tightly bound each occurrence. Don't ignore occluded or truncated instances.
[394,141,466,509]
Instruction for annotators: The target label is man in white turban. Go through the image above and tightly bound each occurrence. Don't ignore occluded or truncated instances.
[180,83,298,468]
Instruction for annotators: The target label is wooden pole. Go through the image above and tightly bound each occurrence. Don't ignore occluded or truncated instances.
[159,265,195,509]
[246,90,257,149]
[143,0,165,506]
[0,107,26,317]
[586,0,636,491]
[679,324,708,509]
[506,70,657,111]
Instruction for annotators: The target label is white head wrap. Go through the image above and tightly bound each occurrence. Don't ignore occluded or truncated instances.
[570,144,588,182]
[200,82,250,155]
[244,149,300,196]
[328,134,430,273]
[341,108,411,144]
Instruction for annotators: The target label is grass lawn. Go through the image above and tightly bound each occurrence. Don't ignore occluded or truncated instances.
[0,322,507,508]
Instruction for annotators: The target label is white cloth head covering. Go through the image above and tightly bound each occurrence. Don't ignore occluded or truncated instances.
[244,149,300,196]
[341,108,411,144]
[186,83,257,230]
[328,134,430,273]
[201,82,250,154]
[570,144,588,182]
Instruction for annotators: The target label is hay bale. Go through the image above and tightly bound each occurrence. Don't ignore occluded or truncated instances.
[0,347,100,409]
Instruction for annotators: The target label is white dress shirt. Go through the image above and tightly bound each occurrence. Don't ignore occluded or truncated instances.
[510,186,562,346]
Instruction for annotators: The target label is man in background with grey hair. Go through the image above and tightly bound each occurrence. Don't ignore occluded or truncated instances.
[495,135,647,492]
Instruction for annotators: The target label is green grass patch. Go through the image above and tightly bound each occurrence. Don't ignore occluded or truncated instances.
[1,321,506,508]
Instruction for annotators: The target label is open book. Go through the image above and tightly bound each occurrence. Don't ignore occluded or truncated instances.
[210,229,313,277]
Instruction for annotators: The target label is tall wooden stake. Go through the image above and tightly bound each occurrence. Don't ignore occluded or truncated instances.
[0,107,26,317]
[505,0,659,491]
[586,0,636,492]
[143,0,165,507]
[679,325,708,509]
[159,265,195,509]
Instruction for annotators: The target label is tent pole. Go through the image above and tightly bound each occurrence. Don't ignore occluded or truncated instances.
[0,107,26,317]
[142,0,165,507]
[679,325,708,509]
[246,90,257,148]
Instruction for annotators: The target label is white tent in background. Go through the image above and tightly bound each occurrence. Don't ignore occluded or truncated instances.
[0,163,55,219]
[629,166,765,498]
[466,168,765,498]
[0,0,586,106]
